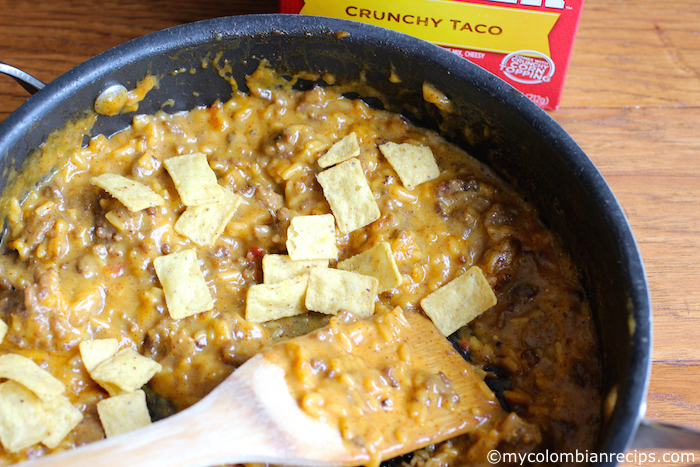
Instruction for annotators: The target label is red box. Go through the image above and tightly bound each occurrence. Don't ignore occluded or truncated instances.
[279,0,584,110]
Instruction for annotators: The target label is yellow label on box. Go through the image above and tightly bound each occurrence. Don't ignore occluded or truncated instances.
[301,0,560,56]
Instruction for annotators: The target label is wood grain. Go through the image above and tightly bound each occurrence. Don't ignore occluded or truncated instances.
[550,0,700,439]
[554,107,700,367]
[0,0,279,122]
[560,0,700,108]
[1,0,700,457]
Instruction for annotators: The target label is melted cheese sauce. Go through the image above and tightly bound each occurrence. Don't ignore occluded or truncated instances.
[0,64,601,465]
[266,308,460,466]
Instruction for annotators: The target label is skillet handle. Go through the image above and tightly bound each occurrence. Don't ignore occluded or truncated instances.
[631,419,700,450]
[0,61,45,95]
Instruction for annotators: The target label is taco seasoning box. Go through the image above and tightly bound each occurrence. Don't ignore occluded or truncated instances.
[279,0,584,110]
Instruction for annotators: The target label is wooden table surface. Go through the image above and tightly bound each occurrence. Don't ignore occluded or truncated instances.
[1,0,699,461]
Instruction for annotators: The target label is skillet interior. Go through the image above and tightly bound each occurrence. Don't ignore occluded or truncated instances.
[0,14,651,464]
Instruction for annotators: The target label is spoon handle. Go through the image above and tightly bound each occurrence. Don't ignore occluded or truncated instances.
[0,62,45,95]
[18,355,352,467]
[18,379,276,467]
[631,419,700,450]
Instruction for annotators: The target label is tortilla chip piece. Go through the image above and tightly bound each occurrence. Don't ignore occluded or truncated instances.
[41,396,84,449]
[175,189,243,246]
[318,132,361,168]
[305,268,378,319]
[0,319,7,344]
[153,249,214,320]
[337,242,402,293]
[90,174,165,212]
[379,142,440,190]
[262,254,329,284]
[163,153,224,206]
[245,275,309,323]
[316,158,380,234]
[0,381,49,452]
[420,266,497,336]
[90,349,162,397]
[97,390,151,438]
[79,338,120,373]
[0,354,65,402]
[286,214,338,261]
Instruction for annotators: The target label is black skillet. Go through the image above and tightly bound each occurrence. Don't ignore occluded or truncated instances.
[0,14,658,465]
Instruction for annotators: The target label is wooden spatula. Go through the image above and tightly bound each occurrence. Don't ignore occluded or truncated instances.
[19,309,504,467]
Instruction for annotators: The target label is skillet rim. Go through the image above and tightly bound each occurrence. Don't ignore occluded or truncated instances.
[0,13,652,464]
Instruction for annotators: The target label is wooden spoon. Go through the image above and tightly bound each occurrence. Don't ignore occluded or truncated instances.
[19,309,504,467]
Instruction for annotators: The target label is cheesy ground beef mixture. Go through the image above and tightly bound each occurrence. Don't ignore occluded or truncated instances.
[0,66,601,465]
